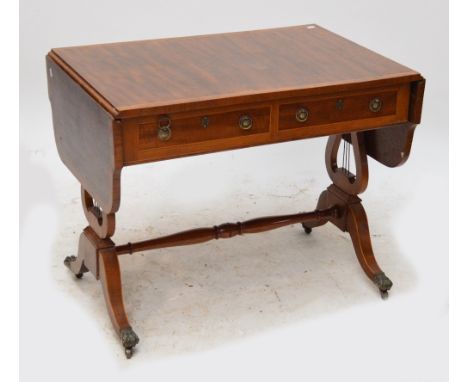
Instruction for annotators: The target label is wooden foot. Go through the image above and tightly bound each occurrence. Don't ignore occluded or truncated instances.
[303,185,393,297]
[99,247,139,358]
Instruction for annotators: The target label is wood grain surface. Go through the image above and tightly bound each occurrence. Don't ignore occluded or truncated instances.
[49,24,422,118]
[46,56,123,213]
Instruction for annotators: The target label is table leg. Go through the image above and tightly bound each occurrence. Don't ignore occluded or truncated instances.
[302,133,393,298]
[99,248,139,358]
[302,184,393,298]
[346,201,393,299]
[64,187,139,358]
[63,131,395,358]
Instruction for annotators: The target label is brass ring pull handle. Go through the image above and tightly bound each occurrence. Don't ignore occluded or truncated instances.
[158,116,172,141]
[201,116,210,128]
[369,98,382,112]
[239,115,253,130]
[296,107,309,122]
[336,99,344,110]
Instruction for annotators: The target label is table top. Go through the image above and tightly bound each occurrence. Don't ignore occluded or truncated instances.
[49,24,422,118]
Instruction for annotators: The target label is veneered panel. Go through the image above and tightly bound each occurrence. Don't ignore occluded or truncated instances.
[46,56,122,213]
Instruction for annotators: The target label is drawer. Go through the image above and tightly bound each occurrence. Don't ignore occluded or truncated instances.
[122,105,272,164]
[137,107,270,150]
[278,87,403,131]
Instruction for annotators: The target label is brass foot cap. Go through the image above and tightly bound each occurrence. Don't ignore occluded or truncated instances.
[373,272,393,292]
[121,327,139,359]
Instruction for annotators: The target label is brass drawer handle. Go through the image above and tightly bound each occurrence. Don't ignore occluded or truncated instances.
[239,115,253,130]
[201,116,209,128]
[369,98,383,112]
[158,116,172,141]
[336,99,344,110]
[296,107,309,123]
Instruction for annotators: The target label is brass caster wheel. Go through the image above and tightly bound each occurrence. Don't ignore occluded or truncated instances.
[121,327,139,359]
[302,223,312,234]
[125,347,134,359]
[373,272,392,300]
[64,255,88,278]
[64,255,77,267]
[380,290,389,300]
[372,272,392,300]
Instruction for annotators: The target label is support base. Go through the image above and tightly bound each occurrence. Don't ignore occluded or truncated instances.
[64,183,394,358]
[302,184,393,299]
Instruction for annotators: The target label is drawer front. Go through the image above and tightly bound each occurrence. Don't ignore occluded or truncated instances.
[121,85,411,165]
[122,105,272,164]
[138,107,270,149]
[279,88,400,131]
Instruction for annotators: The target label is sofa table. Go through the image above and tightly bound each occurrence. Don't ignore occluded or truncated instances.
[47,24,425,358]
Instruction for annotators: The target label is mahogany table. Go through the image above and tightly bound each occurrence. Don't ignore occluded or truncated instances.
[47,25,425,358]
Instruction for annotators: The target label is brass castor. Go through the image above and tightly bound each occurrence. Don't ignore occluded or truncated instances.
[373,272,393,300]
[64,255,87,279]
[121,327,139,359]
[125,347,134,359]
[302,223,312,234]
[63,255,76,267]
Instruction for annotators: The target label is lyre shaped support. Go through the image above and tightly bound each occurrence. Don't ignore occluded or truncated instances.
[325,132,369,195]
[82,186,115,239]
